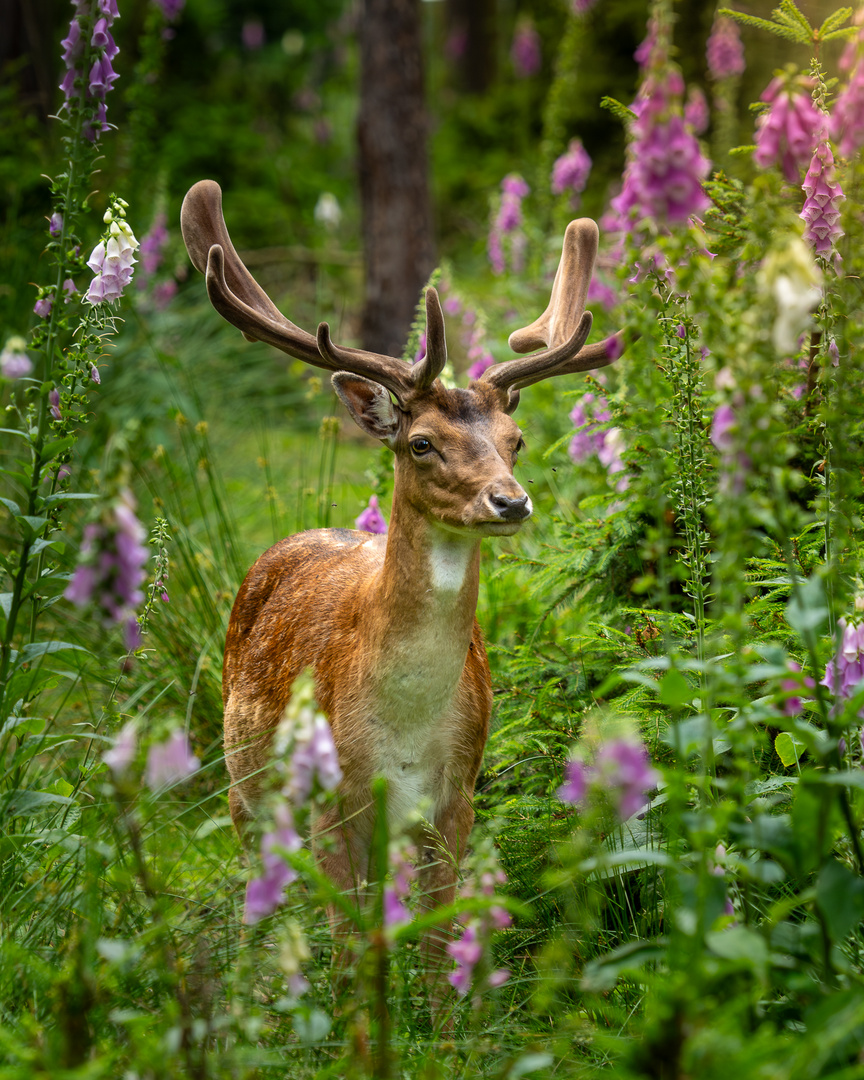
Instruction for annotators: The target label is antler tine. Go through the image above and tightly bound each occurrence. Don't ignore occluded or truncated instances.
[184,179,453,403]
[413,287,448,391]
[481,219,614,399]
[181,180,320,363]
[316,285,449,400]
[510,218,599,352]
[316,323,417,400]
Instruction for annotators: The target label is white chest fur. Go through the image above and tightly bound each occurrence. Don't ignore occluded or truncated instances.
[372,532,475,826]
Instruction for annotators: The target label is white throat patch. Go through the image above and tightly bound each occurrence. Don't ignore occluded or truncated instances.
[428,535,475,593]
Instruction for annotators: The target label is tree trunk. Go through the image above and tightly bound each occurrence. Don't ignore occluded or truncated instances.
[357,0,435,358]
[445,0,496,95]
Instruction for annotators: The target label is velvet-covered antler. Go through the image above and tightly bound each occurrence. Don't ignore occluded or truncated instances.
[480,218,621,411]
[180,179,447,402]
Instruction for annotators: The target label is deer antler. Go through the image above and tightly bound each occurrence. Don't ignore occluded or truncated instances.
[480,219,620,409]
[180,180,447,402]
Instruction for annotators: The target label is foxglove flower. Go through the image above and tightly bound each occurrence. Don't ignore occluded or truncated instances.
[65,486,150,646]
[759,241,822,355]
[588,276,618,309]
[467,351,495,380]
[1,338,33,379]
[245,809,302,925]
[510,18,541,77]
[800,139,845,260]
[290,712,343,801]
[49,389,62,421]
[611,63,710,229]
[49,212,63,238]
[832,61,864,158]
[488,174,529,274]
[34,295,53,319]
[384,841,416,930]
[314,192,342,229]
[242,18,265,49]
[356,495,388,534]
[103,720,137,776]
[558,757,589,804]
[754,77,822,184]
[551,139,592,206]
[822,616,864,712]
[153,0,186,21]
[706,16,745,80]
[781,661,815,717]
[559,736,658,821]
[86,208,139,305]
[59,1,120,139]
[598,427,628,490]
[684,86,708,135]
[568,392,610,462]
[595,738,660,819]
[572,0,598,13]
[138,213,169,279]
[710,403,736,452]
[145,730,200,790]
[448,923,482,994]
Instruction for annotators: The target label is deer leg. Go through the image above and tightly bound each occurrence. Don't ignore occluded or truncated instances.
[228,785,255,849]
[313,803,374,1001]
[416,797,475,1028]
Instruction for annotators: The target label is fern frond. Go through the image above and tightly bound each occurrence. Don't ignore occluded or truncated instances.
[720,8,808,43]
[776,0,814,38]
[818,7,852,36]
[600,96,637,126]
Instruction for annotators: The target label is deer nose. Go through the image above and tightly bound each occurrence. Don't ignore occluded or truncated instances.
[489,492,531,522]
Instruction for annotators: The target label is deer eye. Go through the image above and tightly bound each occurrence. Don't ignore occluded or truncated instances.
[513,437,526,458]
[410,437,433,456]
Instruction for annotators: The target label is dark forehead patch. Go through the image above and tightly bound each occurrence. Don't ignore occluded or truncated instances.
[411,382,504,426]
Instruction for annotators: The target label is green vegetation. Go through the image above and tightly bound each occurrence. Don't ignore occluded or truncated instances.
[3,0,864,1076]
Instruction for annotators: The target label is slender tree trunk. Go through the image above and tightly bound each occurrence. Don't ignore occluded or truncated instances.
[357,0,435,358]
[445,0,496,95]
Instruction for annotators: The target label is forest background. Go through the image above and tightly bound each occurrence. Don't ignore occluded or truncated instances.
[3,0,864,1078]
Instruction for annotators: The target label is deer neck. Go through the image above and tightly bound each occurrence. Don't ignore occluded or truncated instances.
[379,497,480,633]
[360,498,481,722]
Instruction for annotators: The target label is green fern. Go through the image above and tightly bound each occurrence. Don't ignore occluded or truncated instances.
[720,2,853,45]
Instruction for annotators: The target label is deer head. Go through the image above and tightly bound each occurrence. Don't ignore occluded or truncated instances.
[180,180,621,536]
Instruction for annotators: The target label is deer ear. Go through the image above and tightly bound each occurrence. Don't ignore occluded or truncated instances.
[332,372,400,444]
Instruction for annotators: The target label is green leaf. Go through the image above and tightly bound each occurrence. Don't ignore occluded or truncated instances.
[0,427,31,441]
[786,576,829,635]
[816,860,864,942]
[18,640,89,664]
[659,668,692,708]
[2,790,74,817]
[775,732,806,767]
[292,1010,332,1045]
[15,515,50,536]
[507,1055,556,1079]
[41,436,76,463]
[581,938,667,992]
[705,927,769,973]
[0,593,11,619]
[0,496,21,515]
[30,537,65,556]
[42,491,97,507]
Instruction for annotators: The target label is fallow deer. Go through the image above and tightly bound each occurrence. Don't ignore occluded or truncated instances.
[180,179,620,992]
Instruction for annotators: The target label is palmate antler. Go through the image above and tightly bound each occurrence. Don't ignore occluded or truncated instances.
[480,219,622,412]
[180,180,446,402]
[180,180,620,411]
